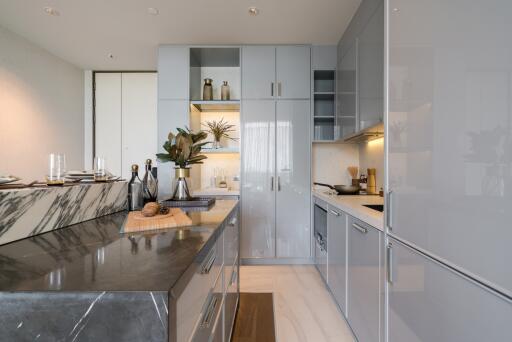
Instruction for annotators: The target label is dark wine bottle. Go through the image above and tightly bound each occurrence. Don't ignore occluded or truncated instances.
[142,159,158,204]
[128,164,143,211]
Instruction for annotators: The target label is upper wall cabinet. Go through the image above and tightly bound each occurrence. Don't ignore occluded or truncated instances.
[358,3,384,131]
[158,46,189,100]
[242,46,311,100]
[276,46,311,99]
[337,0,383,139]
[242,46,276,100]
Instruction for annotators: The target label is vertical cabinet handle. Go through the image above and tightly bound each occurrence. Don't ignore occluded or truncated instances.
[386,190,393,230]
[387,243,393,284]
[277,176,281,191]
[271,176,274,191]
[271,82,274,97]
[278,82,282,97]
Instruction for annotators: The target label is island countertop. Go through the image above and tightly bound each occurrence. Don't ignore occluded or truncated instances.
[0,200,238,293]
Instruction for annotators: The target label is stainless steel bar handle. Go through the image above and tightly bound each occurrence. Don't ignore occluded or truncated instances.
[230,268,237,285]
[201,249,216,274]
[387,243,393,284]
[352,223,368,234]
[271,82,274,97]
[271,176,274,191]
[386,190,393,230]
[278,82,282,97]
[277,176,281,191]
[200,294,219,328]
[330,210,340,216]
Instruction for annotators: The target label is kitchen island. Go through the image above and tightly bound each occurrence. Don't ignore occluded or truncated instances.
[0,200,240,342]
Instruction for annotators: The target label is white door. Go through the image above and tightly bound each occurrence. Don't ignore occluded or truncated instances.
[241,100,276,258]
[95,73,122,176]
[276,46,311,99]
[241,46,276,100]
[95,72,157,179]
[121,73,157,179]
[275,100,311,258]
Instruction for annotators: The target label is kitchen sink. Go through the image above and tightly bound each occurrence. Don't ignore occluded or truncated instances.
[363,204,384,212]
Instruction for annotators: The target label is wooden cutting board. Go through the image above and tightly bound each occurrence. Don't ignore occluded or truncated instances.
[123,208,193,233]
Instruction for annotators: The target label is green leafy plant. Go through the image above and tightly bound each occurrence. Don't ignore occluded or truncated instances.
[203,118,237,142]
[156,128,208,168]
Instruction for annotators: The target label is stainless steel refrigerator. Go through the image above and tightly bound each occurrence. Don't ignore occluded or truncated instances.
[386,0,512,340]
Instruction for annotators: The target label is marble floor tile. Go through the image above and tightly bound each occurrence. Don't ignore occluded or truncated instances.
[240,265,355,342]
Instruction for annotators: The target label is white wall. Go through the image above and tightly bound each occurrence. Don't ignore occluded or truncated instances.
[312,143,359,186]
[0,25,84,181]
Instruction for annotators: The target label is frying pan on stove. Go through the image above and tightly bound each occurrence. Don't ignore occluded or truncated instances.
[314,182,360,195]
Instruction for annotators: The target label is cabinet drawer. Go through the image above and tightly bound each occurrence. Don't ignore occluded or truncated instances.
[225,260,239,342]
[347,216,382,342]
[175,238,222,342]
[191,277,224,342]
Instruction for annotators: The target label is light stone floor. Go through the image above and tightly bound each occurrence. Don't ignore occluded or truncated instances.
[239,265,355,342]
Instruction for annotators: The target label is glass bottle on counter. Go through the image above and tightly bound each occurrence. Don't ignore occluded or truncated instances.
[128,164,143,211]
[142,159,158,204]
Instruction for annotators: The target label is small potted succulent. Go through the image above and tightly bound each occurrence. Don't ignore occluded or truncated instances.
[156,128,208,200]
[203,118,237,149]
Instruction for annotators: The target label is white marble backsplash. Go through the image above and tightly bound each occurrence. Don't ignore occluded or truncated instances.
[0,182,127,245]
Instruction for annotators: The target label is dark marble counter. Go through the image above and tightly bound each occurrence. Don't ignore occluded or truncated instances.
[0,200,238,292]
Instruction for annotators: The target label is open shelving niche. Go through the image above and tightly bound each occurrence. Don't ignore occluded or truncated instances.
[313,70,336,141]
[188,47,241,194]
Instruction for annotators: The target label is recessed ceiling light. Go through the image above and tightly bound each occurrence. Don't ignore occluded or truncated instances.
[147,7,159,15]
[44,7,60,16]
[107,53,114,59]
[248,7,259,16]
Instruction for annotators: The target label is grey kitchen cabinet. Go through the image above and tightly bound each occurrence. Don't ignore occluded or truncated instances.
[276,46,311,99]
[241,46,276,99]
[388,238,512,342]
[336,41,357,139]
[158,46,189,100]
[275,100,311,258]
[312,45,337,70]
[327,206,347,314]
[242,45,310,100]
[240,100,276,259]
[347,216,382,342]
[357,2,383,131]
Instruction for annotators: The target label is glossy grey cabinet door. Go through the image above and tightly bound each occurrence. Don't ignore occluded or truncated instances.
[158,46,189,100]
[241,100,276,258]
[242,46,276,99]
[275,100,311,258]
[347,216,381,342]
[388,238,512,342]
[327,207,347,314]
[357,2,383,130]
[388,0,512,296]
[337,41,357,139]
[276,46,311,99]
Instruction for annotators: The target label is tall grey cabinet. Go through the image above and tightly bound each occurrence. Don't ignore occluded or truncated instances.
[387,0,512,340]
[241,45,311,261]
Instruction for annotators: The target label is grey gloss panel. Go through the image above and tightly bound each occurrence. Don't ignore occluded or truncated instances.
[388,0,512,296]
[388,238,512,342]
[158,46,189,100]
[241,46,276,99]
[276,46,311,99]
[347,216,381,342]
[0,291,168,342]
[327,208,347,314]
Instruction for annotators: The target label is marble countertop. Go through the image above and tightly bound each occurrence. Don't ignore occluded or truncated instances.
[313,190,384,231]
[0,200,238,293]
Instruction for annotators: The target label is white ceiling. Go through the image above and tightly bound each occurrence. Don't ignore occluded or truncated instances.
[0,0,361,70]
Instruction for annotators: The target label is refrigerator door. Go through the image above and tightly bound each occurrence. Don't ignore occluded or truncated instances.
[241,100,276,258]
[388,0,512,296]
[388,238,512,342]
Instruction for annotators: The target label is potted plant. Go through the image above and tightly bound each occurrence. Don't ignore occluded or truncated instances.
[203,118,237,149]
[156,128,208,200]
